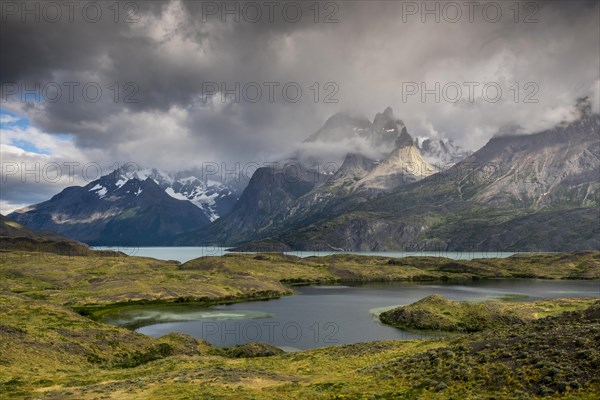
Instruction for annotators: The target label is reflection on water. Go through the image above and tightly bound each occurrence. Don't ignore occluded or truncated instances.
[100,306,273,330]
[98,279,600,350]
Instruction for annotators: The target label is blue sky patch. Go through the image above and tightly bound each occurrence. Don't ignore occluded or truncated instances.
[10,139,51,155]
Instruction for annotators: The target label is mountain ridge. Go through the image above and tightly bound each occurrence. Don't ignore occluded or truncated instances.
[8,169,213,245]
[175,108,444,246]
[227,113,600,251]
[9,108,598,250]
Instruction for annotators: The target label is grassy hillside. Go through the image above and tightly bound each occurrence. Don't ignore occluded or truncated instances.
[379,294,597,332]
[0,252,291,308]
[1,292,599,399]
[368,301,600,399]
[0,214,95,256]
[1,250,599,398]
[1,251,598,310]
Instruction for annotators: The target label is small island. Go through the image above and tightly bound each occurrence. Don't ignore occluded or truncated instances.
[1,242,599,399]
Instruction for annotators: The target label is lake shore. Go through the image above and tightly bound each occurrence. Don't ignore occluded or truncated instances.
[3,250,598,315]
[1,250,599,399]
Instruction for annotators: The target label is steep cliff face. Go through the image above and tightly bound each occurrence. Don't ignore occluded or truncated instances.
[461,115,600,208]
[355,128,438,191]
[178,108,438,246]
[257,114,600,251]
[304,107,403,151]
[175,164,326,245]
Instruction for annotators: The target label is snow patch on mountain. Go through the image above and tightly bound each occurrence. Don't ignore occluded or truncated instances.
[165,187,188,201]
[89,184,108,198]
[112,167,238,222]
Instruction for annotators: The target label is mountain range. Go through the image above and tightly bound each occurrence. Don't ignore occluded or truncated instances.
[7,168,242,245]
[8,106,600,251]
[270,113,600,251]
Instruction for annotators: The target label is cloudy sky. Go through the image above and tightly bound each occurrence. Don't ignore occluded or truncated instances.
[1,0,599,213]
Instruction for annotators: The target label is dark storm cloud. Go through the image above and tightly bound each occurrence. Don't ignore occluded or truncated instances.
[1,0,342,158]
[1,0,328,111]
[1,0,599,174]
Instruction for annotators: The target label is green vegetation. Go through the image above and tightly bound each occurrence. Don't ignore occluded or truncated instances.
[1,250,599,399]
[1,292,599,399]
[1,250,597,313]
[369,302,600,399]
[0,251,292,308]
[221,342,285,358]
[379,294,597,332]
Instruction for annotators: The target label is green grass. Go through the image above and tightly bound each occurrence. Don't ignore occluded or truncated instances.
[0,252,292,308]
[1,250,599,399]
[379,294,597,332]
[1,293,599,399]
[1,250,598,318]
[369,302,600,399]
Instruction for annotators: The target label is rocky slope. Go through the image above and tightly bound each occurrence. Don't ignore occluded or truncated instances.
[238,113,600,251]
[177,108,439,245]
[355,128,438,191]
[175,163,328,245]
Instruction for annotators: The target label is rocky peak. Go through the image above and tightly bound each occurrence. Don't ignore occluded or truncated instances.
[395,127,414,148]
[373,107,405,132]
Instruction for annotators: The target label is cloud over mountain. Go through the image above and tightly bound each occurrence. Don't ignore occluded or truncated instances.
[1,0,599,211]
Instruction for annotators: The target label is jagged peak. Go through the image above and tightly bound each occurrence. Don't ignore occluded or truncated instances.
[373,107,405,132]
[337,152,377,171]
[395,127,414,148]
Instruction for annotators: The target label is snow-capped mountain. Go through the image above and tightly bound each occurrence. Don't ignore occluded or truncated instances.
[115,168,240,222]
[8,170,213,245]
[177,108,443,245]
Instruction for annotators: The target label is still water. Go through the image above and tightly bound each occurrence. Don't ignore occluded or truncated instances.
[100,279,599,351]
[94,246,520,263]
